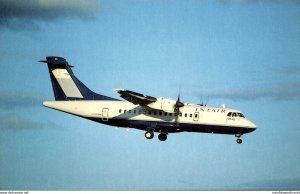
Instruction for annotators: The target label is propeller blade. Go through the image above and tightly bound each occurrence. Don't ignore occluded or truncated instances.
[174,93,184,113]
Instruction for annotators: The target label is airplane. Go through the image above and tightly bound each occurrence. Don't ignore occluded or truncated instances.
[40,56,256,144]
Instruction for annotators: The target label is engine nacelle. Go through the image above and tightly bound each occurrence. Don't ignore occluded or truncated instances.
[146,98,177,113]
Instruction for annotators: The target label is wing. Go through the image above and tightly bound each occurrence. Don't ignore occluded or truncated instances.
[114,89,157,106]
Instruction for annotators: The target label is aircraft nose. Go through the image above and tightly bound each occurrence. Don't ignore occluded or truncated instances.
[247,120,256,131]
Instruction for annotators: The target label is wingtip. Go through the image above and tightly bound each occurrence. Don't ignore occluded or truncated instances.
[113,89,124,92]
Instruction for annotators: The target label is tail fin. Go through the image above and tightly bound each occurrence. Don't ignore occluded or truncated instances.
[40,56,118,101]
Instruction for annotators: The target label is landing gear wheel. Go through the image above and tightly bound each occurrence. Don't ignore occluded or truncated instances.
[236,138,242,144]
[145,131,154,139]
[158,133,167,141]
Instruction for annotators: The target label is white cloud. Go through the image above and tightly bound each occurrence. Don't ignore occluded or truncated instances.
[0,114,43,130]
[0,90,45,109]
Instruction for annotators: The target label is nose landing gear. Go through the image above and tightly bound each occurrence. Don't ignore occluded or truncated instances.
[235,134,243,144]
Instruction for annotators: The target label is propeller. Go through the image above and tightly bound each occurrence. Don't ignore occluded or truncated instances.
[198,102,207,106]
[174,93,184,130]
[198,96,209,106]
[174,94,184,113]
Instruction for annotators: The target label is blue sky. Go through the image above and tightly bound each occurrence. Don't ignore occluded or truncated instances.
[0,0,300,190]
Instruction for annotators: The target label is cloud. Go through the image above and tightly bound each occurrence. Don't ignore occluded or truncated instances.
[0,114,43,130]
[0,0,100,30]
[46,121,68,131]
[282,66,300,74]
[0,114,67,131]
[0,90,45,110]
[189,81,300,101]
[239,178,300,190]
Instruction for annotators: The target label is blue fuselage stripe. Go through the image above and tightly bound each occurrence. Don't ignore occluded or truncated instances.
[86,117,255,135]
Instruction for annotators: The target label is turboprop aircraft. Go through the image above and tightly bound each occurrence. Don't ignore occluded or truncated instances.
[41,56,256,144]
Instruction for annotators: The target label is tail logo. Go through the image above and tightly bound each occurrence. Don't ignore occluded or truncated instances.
[51,68,83,98]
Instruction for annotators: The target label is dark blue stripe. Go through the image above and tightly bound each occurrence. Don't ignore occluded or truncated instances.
[86,118,255,135]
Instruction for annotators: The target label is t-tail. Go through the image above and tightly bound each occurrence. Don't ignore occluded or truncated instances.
[40,56,118,101]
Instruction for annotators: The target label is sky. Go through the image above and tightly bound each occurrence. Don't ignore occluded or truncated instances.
[0,0,300,191]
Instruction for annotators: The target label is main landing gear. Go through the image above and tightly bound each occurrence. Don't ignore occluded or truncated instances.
[145,130,154,139]
[145,130,168,141]
[235,134,243,144]
[158,133,167,141]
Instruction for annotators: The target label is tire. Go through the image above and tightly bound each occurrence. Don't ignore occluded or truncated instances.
[145,131,154,139]
[158,133,167,141]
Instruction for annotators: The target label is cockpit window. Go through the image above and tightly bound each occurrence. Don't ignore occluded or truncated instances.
[237,113,245,118]
[228,112,245,118]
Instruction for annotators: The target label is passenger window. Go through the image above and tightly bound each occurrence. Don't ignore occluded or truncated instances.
[164,112,168,116]
[129,110,131,113]
[185,113,187,117]
[133,110,136,114]
[232,112,237,117]
[154,111,157,115]
[190,114,192,118]
[119,109,122,113]
[143,110,147,114]
[139,110,142,114]
[179,113,182,117]
[195,114,198,118]
[159,112,162,116]
[227,112,232,117]
[169,113,173,116]
[124,110,126,113]
[149,111,152,115]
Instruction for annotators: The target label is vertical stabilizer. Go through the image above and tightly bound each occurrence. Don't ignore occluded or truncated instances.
[40,56,118,101]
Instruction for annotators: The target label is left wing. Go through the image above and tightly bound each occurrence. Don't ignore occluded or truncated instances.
[114,89,157,106]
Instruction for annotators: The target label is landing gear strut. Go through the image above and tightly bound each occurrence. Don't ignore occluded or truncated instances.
[145,130,154,139]
[235,134,243,144]
[158,133,167,141]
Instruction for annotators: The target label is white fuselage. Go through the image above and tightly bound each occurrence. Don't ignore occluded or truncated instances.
[43,100,256,135]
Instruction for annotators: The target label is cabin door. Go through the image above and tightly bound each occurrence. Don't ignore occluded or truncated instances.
[193,112,199,121]
[102,108,109,121]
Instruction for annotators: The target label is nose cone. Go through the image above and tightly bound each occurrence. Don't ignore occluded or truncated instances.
[247,120,257,132]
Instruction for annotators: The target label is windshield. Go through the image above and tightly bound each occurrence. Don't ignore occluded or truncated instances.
[227,112,245,118]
